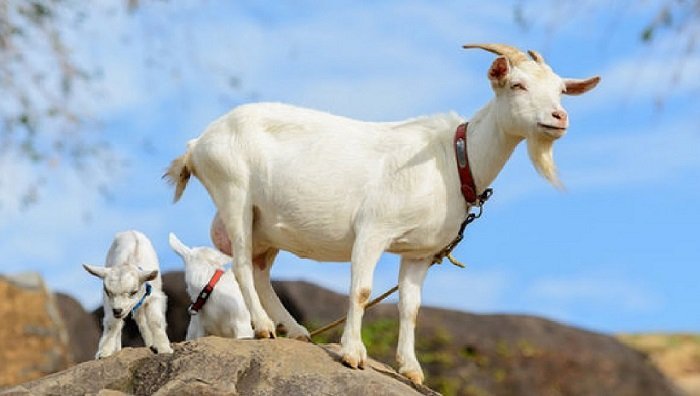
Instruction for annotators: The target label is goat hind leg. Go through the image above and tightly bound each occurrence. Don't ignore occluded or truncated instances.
[253,249,310,341]
[218,194,275,339]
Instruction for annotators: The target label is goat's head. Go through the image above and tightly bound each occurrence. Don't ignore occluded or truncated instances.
[83,263,158,319]
[169,232,231,270]
[464,43,600,187]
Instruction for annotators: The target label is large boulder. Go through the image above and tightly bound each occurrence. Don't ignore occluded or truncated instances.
[54,293,100,363]
[2,337,437,396]
[79,272,680,395]
[242,278,681,395]
[274,280,680,395]
[0,273,73,387]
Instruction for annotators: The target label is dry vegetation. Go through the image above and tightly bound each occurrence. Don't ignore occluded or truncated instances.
[619,333,700,396]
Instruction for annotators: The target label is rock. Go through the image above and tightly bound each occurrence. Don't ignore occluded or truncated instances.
[161,271,191,343]
[3,337,438,396]
[0,273,73,387]
[78,272,681,395]
[268,278,682,396]
[55,293,100,363]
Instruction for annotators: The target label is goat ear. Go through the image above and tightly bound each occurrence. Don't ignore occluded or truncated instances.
[168,232,191,258]
[488,56,510,85]
[563,76,600,95]
[139,269,159,283]
[83,264,108,279]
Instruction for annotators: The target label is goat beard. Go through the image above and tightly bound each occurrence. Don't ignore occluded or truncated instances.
[527,136,563,189]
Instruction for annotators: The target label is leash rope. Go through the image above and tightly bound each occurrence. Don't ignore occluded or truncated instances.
[309,285,399,338]
[431,188,492,268]
[309,188,493,339]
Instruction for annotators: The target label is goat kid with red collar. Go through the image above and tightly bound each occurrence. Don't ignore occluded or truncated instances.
[169,233,254,340]
[83,230,173,359]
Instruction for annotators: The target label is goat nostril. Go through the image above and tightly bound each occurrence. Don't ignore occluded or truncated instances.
[552,111,567,121]
[113,309,123,317]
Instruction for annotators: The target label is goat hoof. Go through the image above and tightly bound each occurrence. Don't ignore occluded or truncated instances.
[149,346,158,354]
[292,334,312,343]
[341,354,365,369]
[400,369,424,385]
[254,329,275,339]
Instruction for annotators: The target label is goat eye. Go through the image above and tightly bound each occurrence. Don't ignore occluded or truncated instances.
[129,291,138,297]
[510,83,527,91]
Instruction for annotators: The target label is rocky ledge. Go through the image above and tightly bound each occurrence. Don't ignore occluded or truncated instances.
[2,337,438,396]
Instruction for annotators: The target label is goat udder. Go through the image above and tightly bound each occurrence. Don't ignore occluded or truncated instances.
[211,212,269,271]
[210,212,233,255]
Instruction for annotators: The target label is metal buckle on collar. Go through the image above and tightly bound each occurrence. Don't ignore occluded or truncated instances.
[432,188,494,267]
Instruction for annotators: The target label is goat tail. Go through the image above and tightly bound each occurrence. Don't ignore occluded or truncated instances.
[164,139,197,203]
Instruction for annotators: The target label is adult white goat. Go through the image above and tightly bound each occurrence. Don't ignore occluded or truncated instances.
[165,43,599,384]
[83,230,173,358]
[168,232,254,340]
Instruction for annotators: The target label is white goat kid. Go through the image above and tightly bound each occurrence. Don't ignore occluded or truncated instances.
[168,232,254,340]
[209,210,311,341]
[165,43,600,384]
[83,230,173,359]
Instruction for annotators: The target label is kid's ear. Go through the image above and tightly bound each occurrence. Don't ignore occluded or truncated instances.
[83,264,109,279]
[168,232,191,258]
[139,269,158,283]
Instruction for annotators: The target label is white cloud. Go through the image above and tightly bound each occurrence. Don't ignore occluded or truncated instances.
[2,1,697,332]
[485,117,700,206]
[525,272,663,314]
[421,266,512,312]
[561,123,700,189]
[594,56,700,109]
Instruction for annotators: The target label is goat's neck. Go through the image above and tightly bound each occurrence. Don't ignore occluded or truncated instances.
[466,100,523,194]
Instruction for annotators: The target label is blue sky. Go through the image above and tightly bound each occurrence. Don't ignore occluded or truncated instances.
[1,1,698,334]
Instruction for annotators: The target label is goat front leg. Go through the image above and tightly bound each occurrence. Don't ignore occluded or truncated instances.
[396,256,431,385]
[96,314,124,359]
[143,295,173,354]
[186,315,205,340]
[132,308,154,348]
[253,249,310,341]
[340,234,388,369]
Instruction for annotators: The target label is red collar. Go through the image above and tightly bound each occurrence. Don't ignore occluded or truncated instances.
[188,268,225,315]
[454,122,480,204]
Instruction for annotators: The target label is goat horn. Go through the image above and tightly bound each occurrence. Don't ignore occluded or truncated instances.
[462,43,529,65]
[527,49,545,64]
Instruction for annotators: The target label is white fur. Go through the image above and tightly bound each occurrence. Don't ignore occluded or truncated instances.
[166,44,599,384]
[83,230,173,359]
[168,233,254,340]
